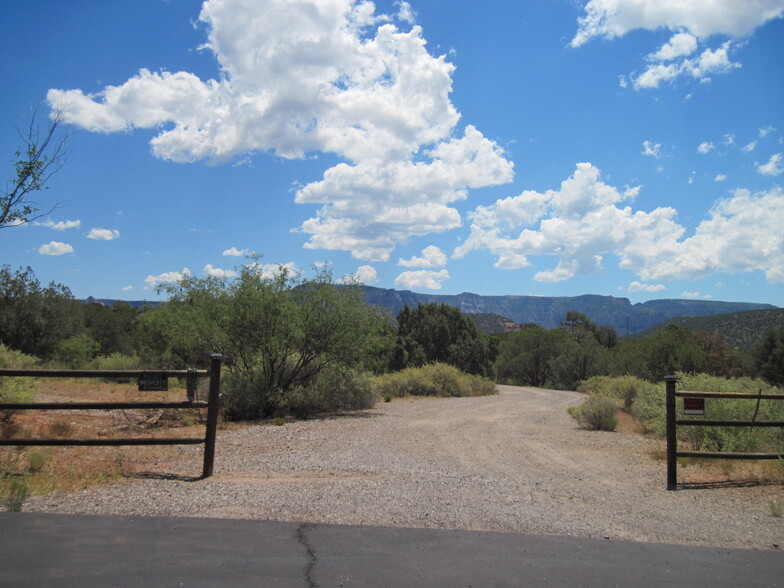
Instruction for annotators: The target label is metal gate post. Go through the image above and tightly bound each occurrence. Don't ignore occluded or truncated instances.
[202,353,223,478]
[665,375,678,490]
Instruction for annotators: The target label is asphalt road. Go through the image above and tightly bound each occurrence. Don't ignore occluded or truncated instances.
[1,512,782,587]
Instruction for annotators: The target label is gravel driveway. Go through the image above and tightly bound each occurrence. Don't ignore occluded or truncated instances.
[27,386,784,550]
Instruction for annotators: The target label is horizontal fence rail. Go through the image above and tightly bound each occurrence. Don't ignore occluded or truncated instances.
[0,354,223,478]
[665,375,784,490]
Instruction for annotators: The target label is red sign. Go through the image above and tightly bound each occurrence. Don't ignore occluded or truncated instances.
[683,397,705,416]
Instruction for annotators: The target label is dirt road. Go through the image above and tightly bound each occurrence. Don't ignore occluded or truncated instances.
[27,386,784,550]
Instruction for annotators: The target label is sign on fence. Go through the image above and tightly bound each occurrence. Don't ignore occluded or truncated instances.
[138,372,169,391]
[683,397,705,416]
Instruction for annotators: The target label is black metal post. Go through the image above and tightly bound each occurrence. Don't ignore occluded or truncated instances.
[202,353,223,478]
[665,375,678,490]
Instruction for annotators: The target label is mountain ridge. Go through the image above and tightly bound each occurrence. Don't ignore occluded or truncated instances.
[84,289,778,336]
[358,287,777,335]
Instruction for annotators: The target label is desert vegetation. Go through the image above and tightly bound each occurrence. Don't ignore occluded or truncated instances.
[2,262,783,505]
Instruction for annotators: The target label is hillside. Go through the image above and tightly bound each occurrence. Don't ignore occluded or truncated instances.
[635,308,784,350]
[466,313,519,334]
[360,286,777,335]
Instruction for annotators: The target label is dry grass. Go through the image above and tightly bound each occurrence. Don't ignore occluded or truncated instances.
[1,378,215,505]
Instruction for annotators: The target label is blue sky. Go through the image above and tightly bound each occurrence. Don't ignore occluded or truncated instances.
[2,0,783,306]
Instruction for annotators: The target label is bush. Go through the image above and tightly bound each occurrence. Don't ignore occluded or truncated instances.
[577,375,655,410]
[222,366,375,420]
[53,335,100,369]
[372,363,497,399]
[571,395,618,431]
[286,368,375,419]
[0,345,37,404]
[2,477,30,512]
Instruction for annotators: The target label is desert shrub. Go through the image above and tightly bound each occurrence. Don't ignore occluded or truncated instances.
[2,477,30,512]
[373,363,497,398]
[26,449,50,473]
[53,335,100,369]
[221,369,283,421]
[0,345,37,404]
[222,365,374,420]
[630,387,667,436]
[571,395,618,431]
[577,375,655,410]
[286,368,375,419]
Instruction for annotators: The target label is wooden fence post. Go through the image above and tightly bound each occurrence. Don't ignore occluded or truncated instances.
[202,353,223,478]
[665,375,678,490]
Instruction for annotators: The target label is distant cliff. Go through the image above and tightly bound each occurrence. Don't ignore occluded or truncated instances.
[360,287,777,335]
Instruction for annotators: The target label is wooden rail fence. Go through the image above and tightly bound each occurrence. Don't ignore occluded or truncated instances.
[665,374,784,490]
[0,353,223,478]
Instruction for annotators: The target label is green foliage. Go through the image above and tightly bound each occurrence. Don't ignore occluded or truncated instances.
[145,261,386,420]
[26,449,50,473]
[223,366,374,420]
[392,303,495,377]
[53,334,100,369]
[286,368,375,419]
[753,329,784,387]
[676,372,784,454]
[372,363,497,398]
[547,329,611,390]
[570,395,618,431]
[637,308,784,351]
[1,110,69,229]
[0,344,37,404]
[82,301,141,356]
[578,375,655,411]
[0,266,82,359]
[137,262,387,420]
[495,325,557,387]
[2,477,30,512]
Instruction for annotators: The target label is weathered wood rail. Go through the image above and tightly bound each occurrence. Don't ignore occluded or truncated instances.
[0,354,223,478]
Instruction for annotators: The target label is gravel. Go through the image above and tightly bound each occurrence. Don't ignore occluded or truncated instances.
[25,386,784,550]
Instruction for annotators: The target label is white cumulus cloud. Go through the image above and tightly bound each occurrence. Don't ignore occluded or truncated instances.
[222,246,251,257]
[641,140,661,159]
[628,281,667,292]
[247,261,299,280]
[456,164,784,284]
[203,264,237,278]
[697,141,715,154]
[398,245,447,268]
[757,153,784,176]
[571,0,784,89]
[38,241,74,256]
[49,0,514,261]
[145,268,191,287]
[395,269,450,290]
[36,219,81,231]
[347,264,378,284]
[86,228,120,240]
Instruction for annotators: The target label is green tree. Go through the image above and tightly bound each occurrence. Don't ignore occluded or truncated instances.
[392,303,495,377]
[754,329,784,387]
[0,265,82,358]
[83,301,140,356]
[139,262,388,418]
[548,328,610,390]
[1,110,69,228]
[495,325,557,387]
